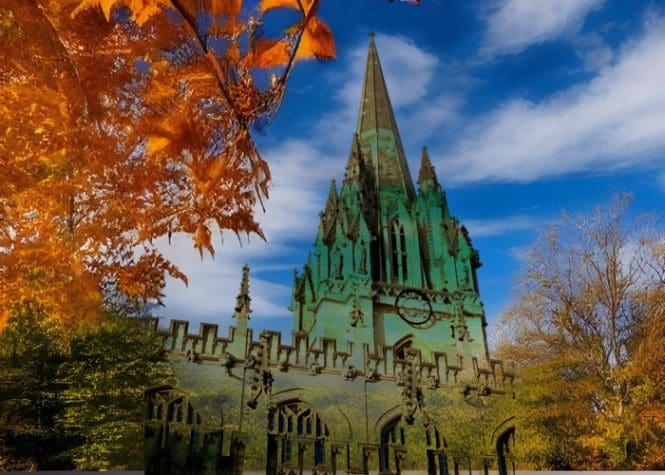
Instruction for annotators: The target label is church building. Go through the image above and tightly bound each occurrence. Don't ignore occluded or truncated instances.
[143,36,517,475]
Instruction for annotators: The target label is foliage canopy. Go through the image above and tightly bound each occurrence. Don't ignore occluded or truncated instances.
[0,0,336,329]
[0,305,175,470]
[496,196,665,469]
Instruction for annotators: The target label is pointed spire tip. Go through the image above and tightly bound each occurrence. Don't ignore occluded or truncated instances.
[418,145,439,189]
[234,264,251,320]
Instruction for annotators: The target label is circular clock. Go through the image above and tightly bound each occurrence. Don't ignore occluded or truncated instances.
[395,289,434,326]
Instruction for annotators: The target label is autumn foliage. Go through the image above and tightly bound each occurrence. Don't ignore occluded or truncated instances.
[0,0,336,329]
[496,197,665,469]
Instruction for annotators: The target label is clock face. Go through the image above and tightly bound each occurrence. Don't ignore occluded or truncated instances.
[395,289,434,327]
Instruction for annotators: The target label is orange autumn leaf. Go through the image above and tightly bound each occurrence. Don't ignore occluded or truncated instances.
[245,38,291,68]
[209,0,243,18]
[72,0,170,25]
[206,155,229,182]
[194,223,215,259]
[259,0,317,14]
[296,16,335,61]
[146,135,170,155]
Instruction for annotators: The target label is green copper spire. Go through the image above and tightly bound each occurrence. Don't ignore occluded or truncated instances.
[356,34,415,199]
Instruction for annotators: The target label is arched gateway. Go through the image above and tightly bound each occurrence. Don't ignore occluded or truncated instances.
[376,407,448,475]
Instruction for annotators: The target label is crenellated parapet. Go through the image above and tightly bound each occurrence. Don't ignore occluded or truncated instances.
[142,317,514,396]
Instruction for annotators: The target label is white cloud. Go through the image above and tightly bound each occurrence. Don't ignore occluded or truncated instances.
[442,13,665,184]
[506,245,531,262]
[573,32,615,71]
[154,231,296,333]
[464,215,540,238]
[657,171,665,193]
[400,93,463,146]
[259,139,343,240]
[154,139,342,327]
[481,0,604,57]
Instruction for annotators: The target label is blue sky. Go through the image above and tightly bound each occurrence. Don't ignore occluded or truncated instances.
[156,0,665,343]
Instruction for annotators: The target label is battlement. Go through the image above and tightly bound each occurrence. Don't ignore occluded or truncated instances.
[142,317,514,392]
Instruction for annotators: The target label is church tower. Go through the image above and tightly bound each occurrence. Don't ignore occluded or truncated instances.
[290,35,489,364]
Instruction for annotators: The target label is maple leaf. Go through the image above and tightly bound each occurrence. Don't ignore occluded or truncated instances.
[295,16,335,61]
[245,38,291,68]
[257,0,334,63]
[194,223,215,259]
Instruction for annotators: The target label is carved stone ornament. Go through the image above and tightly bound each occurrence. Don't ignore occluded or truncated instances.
[220,352,235,372]
[308,361,322,375]
[244,354,258,369]
[343,364,358,381]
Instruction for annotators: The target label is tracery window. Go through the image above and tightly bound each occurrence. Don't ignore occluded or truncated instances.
[391,221,408,283]
[267,401,331,469]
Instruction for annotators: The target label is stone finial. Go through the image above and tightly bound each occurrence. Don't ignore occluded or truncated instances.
[326,178,337,202]
[233,264,251,321]
[417,146,439,190]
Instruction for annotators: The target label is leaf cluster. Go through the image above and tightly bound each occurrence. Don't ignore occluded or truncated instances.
[0,0,335,330]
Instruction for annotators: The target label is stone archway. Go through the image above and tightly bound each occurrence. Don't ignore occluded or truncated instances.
[376,409,448,475]
[379,416,404,474]
[144,386,204,475]
[489,418,516,475]
[266,399,334,475]
[144,385,244,475]
[424,424,448,475]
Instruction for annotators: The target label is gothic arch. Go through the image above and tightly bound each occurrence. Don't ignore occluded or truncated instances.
[489,417,516,475]
[266,397,342,475]
[144,386,210,475]
[389,219,408,283]
[488,417,515,453]
[374,405,448,475]
[393,334,414,360]
[144,385,203,427]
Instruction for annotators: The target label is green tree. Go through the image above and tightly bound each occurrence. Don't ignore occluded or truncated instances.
[0,304,73,470]
[60,313,176,470]
[496,195,664,469]
[0,306,175,471]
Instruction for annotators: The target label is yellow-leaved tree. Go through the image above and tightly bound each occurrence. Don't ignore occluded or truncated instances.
[495,196,665,469]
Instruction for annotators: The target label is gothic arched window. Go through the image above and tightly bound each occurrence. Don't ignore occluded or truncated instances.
[391,221,408,283]
[391,222,399,282]
[400,225,408,281]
